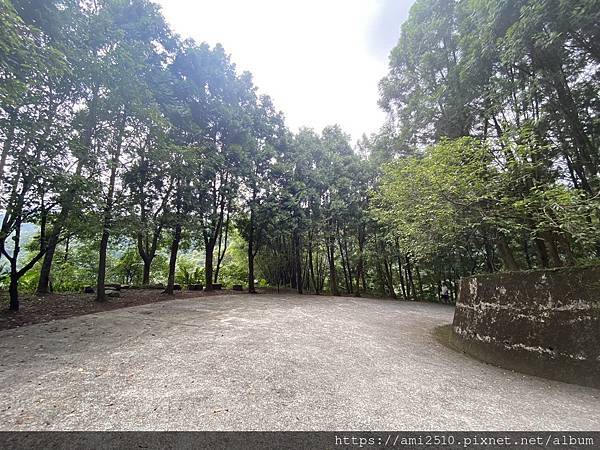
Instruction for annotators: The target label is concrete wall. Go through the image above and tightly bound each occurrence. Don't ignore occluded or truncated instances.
[451,266,600,389]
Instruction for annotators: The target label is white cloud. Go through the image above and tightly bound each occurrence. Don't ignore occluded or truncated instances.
[154,0,413,141]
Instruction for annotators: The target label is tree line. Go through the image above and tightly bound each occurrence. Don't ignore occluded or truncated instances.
[1,0,598,311]
[373,0,599,293]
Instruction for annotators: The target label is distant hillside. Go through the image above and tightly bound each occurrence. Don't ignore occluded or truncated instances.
[0,214,39,264]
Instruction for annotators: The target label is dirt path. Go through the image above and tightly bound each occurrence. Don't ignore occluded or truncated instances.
[0,294,598,430]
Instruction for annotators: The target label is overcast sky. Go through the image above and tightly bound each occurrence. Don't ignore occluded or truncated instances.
[154,0,415,141]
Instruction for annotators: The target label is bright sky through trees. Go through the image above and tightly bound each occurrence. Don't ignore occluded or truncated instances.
[155,0,415,141]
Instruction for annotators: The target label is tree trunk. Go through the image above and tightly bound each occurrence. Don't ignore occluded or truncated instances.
[406,255,417,300]
[308,238,317,294]
[536,50,597,191]
[248,208,256,294]
[38,87,99,295]
[8,218,21,310]
[522,236,532,270]
[203,182,227,290]
[356,226,366,295]
[483,239,496,273]
[97,227,110,302]
[293,228,302,294]
[97,109,126,302]
[395,243,407,300]
[338,237,351,294]
[214,209,230,283]
[165,223,182,295]
[496,236,520,271]
[205,244,214,291]
[137,227,162,287]
[248,246,255,294]
[383,255,397,299]
[534,236,549,268]
[37,242,57,294]
[9,263,19,311]
[558,234,577,266]
[375,261,386,295]
[142,259,151,286]
[542,232,563,268]
[415,266,425,300]
[64,236,70,262]
[327,238,338,296]
[0,109,16,191]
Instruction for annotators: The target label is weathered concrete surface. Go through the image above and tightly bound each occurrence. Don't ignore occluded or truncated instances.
[0,294,598,431]
[453,266,600,388]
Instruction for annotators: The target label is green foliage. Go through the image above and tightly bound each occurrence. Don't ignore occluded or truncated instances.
[374,0,600,282]
[175,252,204,286]
[1,0,599,310]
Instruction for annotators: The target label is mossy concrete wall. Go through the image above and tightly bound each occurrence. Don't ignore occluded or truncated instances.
[451,266,600,388]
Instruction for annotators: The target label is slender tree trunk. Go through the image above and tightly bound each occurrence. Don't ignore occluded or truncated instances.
[536,51,597,190]
[248,246,255,293]
[338,235,351,294]
[63,236,70,262]
[375,261,386,295]
[534,236,550,268]
[6,214,22,310]
[542,232,563,268]
[97,226,110,302]
[354,265,361,297]
[38,194,47,251]
[383,255,397,299]
[395,243,407,300]
[205,244,214,291]
[415,266,424,300]
[37,88,99,295]
[527,216,550,269]
[522,236,532,270]
[97,110,126,302]
[248,207,256,294]
[165,223,182,295]
[317,249,325,293]
[406,256,417,300]
[360,266,367,293]
[308,238,317,294]
[496,236,520,271]
[0,109,16,192]
[327,237,338,296]
[137,234,151,286]
[294,228,302,294]
[357,226,366,295]
[558,234,577,266]
[214,209,230,283]
[204,183,227,290]
[484,239,496,273]
[303,254,310,292]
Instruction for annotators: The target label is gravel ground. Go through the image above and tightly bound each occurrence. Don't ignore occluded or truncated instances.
[0,293,598,431]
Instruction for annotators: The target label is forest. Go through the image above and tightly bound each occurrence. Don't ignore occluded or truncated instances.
[0,0,599,311]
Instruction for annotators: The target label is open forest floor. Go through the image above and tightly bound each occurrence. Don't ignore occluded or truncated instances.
[0,293,598,430]
[0,289,241,331]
